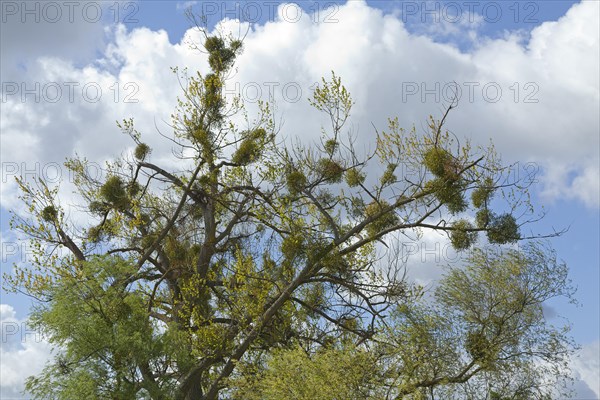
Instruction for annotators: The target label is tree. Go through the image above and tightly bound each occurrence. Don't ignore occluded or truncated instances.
[6,30,573,399]
[233,244,575,400]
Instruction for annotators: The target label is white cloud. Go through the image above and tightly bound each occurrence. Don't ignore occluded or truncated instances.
[2,0,598,219]
[395,228,456,288]
[0,304,52,399]
[571,340,600,399]
[223,0,598,211]
[0,1,115,82]
[570,165,600,208]
[176,1,198,12]
[541,161,600,208]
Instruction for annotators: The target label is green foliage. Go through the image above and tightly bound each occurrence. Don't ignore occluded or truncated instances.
[232,128,267,165]
[432,244,575,397]
[234,345,381,400]
[475,208,492,228]
[127,181,142,197]
[301,283,326,314]
[25,256,176,399]
[471,177,494,208]
[317,158,344,183]
[250,127,266,140]
[236,244,576,399]
[134,143,151,161]
[281,234,305,260]
[99,175,129,210]
[230,40,243,52]
[425,177,467,214]
[233,138,260,165]
[365,200,398,237]
[380,163,397,186]
[86,225,103,243]
[487,213,520,244]
[423,147,469,214]
[40,205,57,222]
[286,170,307,195]
[449,219,477,250]
[88,201,107,215]
[205,36,241,73]
[191,127,211,147]
[423,147,457,178]
[344,168,365,187]
[309,72,353,128]
[465,330,496,365]
[202,73,224,119]
[324,139,338,155]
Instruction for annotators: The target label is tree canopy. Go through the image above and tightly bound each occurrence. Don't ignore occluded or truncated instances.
[6,30,576,400]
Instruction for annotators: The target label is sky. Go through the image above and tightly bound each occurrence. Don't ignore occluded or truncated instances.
[0,0,598,398]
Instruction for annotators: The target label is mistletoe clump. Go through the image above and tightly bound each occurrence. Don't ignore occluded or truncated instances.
[232,129,267,166]
[286,170,307,195]
[345,168,365,187]
[318,159,344,183]
[450,219,477,250]
[423,147,468,214]
[134,143,151,161]
[487,214,519,244]
[205,36,242,73]
[100,176,130,210]
[365,201,398,237]
[40,205,57,222]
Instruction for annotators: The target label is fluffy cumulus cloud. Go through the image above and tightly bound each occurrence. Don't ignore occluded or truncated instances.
[0,0,598,395]
[1,0,598,215]
[571,340,600,399]
[0,0,108,82]
[0,304,53,398]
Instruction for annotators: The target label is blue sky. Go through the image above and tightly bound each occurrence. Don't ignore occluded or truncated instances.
[122,1,580,43]
[1,0,598,397]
